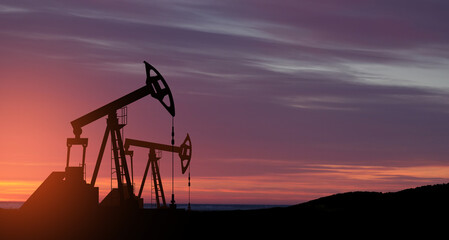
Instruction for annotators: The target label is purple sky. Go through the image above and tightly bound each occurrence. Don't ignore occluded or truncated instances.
[1,0,449,204]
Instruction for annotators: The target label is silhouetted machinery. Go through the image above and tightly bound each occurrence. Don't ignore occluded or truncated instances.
[21,61,189,214]
[124,134,191,208]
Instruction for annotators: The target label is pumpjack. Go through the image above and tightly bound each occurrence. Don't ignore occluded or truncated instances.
[67,61,175,208]
[21,61,182,213]
[124,134,192,208]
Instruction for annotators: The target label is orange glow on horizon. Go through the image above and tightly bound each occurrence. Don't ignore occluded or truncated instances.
[0,180,42,202]
[2,164,449,204]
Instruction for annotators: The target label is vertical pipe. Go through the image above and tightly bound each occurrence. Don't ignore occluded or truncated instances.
[131,155,134,187]
[82,144,87,176]
[188,171,191,211]
[66,145,71,168]
[170,117,176,208]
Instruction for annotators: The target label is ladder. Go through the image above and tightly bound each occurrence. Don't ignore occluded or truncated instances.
[111,106,127,189]
[150,150,164,208]
[151,156,166,208]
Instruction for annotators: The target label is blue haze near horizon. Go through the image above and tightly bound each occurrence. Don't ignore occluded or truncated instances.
[0,202,289,211]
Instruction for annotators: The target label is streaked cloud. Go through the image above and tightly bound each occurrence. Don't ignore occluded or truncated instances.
[0,4,30,13]
[347,61,449,91]
[279,95,357,111]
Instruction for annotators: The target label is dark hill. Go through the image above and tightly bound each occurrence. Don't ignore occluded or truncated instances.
[188,183,449,238]
[1,183,449,239]
[292,183,449,213]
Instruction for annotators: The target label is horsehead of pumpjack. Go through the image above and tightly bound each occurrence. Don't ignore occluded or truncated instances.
[179,134,192,174]
[144,61,175,118]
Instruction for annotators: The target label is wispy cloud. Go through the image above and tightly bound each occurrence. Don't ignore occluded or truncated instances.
[0,4,31,13]
[278,95,357,111]
[305,164,449,182]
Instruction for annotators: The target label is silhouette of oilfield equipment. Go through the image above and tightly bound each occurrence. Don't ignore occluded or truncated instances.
[20,61,192,216]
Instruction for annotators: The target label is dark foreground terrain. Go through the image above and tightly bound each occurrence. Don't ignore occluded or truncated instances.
[1,183,449,239]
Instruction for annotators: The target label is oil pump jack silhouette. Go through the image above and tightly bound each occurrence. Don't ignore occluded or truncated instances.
[124,135,192,208]
[21,61,191,213]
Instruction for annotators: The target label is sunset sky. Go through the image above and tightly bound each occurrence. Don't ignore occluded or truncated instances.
[1,0,449,205]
